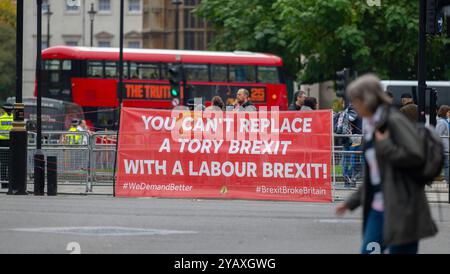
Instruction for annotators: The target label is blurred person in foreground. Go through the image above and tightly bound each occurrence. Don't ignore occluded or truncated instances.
[335,74,437,254]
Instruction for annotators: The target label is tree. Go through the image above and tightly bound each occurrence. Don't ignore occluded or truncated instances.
[0,0,16,103]
[0,0,16,28]
[196,0,450,84]
[0,22,15,102]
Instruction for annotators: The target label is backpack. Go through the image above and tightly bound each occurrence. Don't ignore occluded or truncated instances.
[411,124,445,186]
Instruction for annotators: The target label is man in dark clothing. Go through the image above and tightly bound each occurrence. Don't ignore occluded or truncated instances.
[233,88,257,112]
[288,90,306,110]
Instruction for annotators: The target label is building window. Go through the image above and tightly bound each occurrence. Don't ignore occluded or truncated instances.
[66,41,79,47]
[128,0,141,12]
[184,31,196,50]
[127,41,140,48]
[42,40,49,50]
[99,0,111,12]
[184,0,199,6]
[66,2,80,12]
[42,0,49,13]
[98,41,111,47]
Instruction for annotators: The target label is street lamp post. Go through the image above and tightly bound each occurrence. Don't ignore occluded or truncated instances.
[418,0,427,124]
[172,0,183,49]
[34,0,45,196]
[8,0,27,195]
[112,0,125,197]
[88,3,97,47]
[45,4,53,47]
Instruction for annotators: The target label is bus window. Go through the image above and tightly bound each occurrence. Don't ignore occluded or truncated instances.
[128,62,139,79]
[230,65,256,83]
[44,60,60,83]
[211,64,228,82]
[87,61,104,78]
[184,64,209,82]
[105,62,118,78]
[45,60,60,70]
[258,66,280,84]
[137,63,159,80]
[62,60,72,71]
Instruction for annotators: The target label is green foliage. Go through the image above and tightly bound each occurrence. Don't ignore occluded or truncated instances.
[0,22,16,102]
[196,0,450,83]
[0,0,16,28]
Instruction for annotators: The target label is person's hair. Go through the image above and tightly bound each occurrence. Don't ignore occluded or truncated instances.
[303,97,317,110]
[400,104,419,123]
[437,105,450,118]
[292,90,306,105]
[294,90,306,100]
[401,93,413,99]
[346,74,391,114]
[237,88,250,98]
[211,96,224,110]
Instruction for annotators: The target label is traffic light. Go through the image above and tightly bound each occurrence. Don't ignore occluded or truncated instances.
[426,0,441,34]
[427,0,450,35]
[168,64,184,106]
[428,87,438,126]
[335,68,350,98]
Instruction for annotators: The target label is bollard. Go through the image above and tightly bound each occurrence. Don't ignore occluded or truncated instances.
[34,153,45,196]
[47,156,57,196]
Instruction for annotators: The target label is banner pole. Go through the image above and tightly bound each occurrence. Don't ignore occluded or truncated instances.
[331,111,336,203]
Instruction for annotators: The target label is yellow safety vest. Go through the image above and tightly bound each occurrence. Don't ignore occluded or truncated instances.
[0,113,13,140]
[66,126,81,145]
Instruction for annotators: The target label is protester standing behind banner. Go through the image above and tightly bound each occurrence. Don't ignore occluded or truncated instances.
[233,88,257,112]
[205,96,225,111]
[335,74,438,254]
[288,91,306,110]
[300,97,318,111]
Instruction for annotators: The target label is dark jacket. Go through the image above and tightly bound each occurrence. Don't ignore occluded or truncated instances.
[345,105,438,246]
[288,103,301,111]
[236,101,257,112]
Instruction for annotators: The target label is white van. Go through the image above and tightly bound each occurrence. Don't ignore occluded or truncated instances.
[381,80,450,107]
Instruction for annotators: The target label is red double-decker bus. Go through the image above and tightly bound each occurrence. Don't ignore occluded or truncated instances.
[40,46,288,129]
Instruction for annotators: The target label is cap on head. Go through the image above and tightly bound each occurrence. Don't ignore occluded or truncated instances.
[401,93,413,99]
[2,103,13,111]
[71,118,80,126]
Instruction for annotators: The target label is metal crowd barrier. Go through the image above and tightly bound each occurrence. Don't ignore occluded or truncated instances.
[0,130,448,202]
[27,131,91,191]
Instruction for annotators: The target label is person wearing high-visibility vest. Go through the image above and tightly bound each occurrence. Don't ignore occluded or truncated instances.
[0,103,13,188]
[66,119,81,145]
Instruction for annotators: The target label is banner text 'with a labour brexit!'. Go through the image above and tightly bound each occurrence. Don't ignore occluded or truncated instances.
[116,108,332,202]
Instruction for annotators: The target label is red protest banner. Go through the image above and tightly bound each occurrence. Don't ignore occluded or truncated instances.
[116,107,332,202]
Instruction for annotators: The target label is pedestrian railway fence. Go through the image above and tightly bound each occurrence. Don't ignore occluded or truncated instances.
[0,131,448,201]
